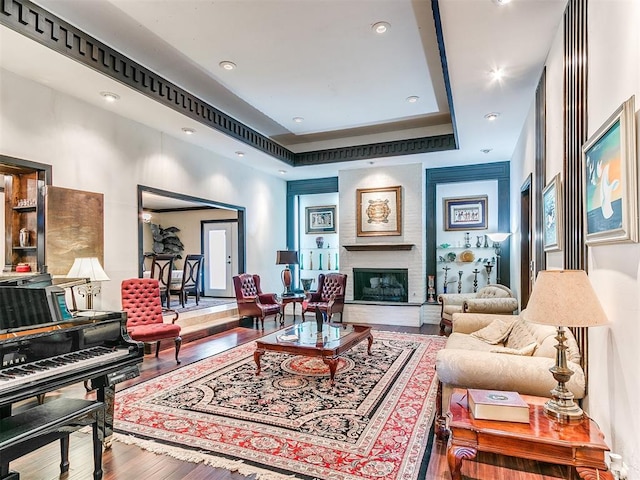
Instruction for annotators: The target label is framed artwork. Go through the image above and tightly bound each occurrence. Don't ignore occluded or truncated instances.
[543,173,562,252]
[357,186,402,237]
[443,195,488,231]
[305,205,337,234]
[582,95,637,245]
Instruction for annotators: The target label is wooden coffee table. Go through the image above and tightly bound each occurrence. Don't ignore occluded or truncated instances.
[447,389,613,480]
[254,322,373,385]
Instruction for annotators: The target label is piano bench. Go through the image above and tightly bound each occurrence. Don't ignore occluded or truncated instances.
[0,398,104,480]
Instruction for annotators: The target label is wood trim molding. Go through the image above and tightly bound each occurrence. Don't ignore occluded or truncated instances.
[426,162,511,287]
[1,0,457,168]
[563,0,589,383]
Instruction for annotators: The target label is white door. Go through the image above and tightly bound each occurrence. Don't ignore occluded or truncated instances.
[203,222,237,297]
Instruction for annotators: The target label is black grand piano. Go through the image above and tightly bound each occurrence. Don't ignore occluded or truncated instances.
[0,274,144,477]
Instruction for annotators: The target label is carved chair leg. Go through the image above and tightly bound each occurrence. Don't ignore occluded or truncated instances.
[174,336,182,364]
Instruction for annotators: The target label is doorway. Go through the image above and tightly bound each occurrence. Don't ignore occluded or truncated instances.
[137,186,246,296]
[520,175,533,309]
[203,221,237,297]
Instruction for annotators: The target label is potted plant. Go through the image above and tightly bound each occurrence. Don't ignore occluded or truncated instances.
[150,223,184,258]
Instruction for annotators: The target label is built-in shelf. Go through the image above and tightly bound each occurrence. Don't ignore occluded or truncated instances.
[342,243,414,251]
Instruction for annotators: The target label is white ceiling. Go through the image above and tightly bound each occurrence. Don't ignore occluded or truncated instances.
[0,0,567,183]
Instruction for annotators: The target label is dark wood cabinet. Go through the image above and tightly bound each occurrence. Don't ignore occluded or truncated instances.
[3,167,47,273]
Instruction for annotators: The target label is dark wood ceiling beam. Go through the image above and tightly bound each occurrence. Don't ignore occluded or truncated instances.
[1,0,457,168]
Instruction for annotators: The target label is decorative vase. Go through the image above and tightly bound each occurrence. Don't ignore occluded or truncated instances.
[300,253,304,270]
[319,253,323,270]
[309,251,313,270]
[327,254,331,270]
[335,253,338,270]
[301,278,314,292]
[427,275,436,303]
[19,228,29,247]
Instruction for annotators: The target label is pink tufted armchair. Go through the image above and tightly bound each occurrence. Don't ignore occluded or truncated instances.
[437,284,518,335]
[302,273,347,323]
[121,278,182,363]
[232,274,281,329]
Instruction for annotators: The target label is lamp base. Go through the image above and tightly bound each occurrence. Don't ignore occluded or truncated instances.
[544,326,584,424]
[543,397,584,424]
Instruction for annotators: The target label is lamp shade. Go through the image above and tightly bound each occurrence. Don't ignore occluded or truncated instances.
[67,257,110,282]
[487,232,511,242]
[521,270,607,327]
[276,250,299,265]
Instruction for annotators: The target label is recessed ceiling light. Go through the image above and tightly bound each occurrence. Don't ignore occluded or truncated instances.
[293,117,304,123]
[219,61,237,71]
[278,170,287,175]
[181,127,195,135]
[481,148,493,154]
[406,96,420,103]
[484,112,500,121]
[372,21,390,34]
[235,151,245,157]
[100,91,120,103]
[489,68,504,81]
[492,0,511,5]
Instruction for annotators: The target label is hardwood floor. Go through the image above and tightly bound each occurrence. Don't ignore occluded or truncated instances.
[6,316,568,480]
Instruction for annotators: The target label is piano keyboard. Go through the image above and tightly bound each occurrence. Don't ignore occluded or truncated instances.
[0,346,131,393]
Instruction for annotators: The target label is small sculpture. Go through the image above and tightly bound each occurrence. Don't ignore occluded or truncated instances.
[472,269,480,293]
[464,232,471,248]
[442,266,451,293]
[457,270,463,293]
[476,236,483,248]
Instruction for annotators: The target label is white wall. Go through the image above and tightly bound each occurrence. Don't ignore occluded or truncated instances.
[0,69,287,309]
[512,1,640,475]
[585,0,640,475]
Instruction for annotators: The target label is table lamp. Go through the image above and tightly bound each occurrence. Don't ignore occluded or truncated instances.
[521,270,608,423]
[67,257,110,309]
[276,250,299,296]
[486,232,511,284]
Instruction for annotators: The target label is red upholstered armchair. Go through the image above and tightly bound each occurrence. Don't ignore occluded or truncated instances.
[232,274,281,329]
[121,278,182,364]
[302,273,347,322]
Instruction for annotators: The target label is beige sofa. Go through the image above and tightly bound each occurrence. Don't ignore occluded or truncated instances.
[435,312,585,419]
[438,284,518,335]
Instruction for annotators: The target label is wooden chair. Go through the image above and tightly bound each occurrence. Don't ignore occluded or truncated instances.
[121,278,182,364]
[232,273,281,329]
[150,254,175,309]
[170,254,204,308]
[302,273,347,322]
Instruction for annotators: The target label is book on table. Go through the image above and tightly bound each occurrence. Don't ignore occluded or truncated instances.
[467,389,530,423]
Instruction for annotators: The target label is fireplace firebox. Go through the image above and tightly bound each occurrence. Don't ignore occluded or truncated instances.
[353,268,408,303]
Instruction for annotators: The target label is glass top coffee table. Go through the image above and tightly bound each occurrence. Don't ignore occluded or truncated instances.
[254,322,373,385]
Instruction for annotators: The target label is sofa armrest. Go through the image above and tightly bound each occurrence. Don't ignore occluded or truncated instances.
[463,297,519,314]
[435,348,585,400]
[451,313,513,334]
[437,293,476,306]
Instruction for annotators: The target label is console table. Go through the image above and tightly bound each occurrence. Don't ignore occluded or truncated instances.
[447,389,613,480]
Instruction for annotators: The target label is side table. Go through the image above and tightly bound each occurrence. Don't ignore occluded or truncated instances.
[278,293,306,324]
[447,388,613,480]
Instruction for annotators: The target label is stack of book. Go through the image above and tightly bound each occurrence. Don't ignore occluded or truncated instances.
[467,389,530,423]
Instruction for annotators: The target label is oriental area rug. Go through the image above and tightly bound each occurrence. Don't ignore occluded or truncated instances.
[113,331,446,480]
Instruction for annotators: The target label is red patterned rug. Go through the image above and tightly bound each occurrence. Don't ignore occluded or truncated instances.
[114,331,445,480]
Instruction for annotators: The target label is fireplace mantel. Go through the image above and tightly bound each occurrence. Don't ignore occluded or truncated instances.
[342,243,414,251]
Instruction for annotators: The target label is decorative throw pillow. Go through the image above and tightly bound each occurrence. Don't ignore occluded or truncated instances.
[470,319,514,344]
[505,320,538,350]
[490,342,538,356]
